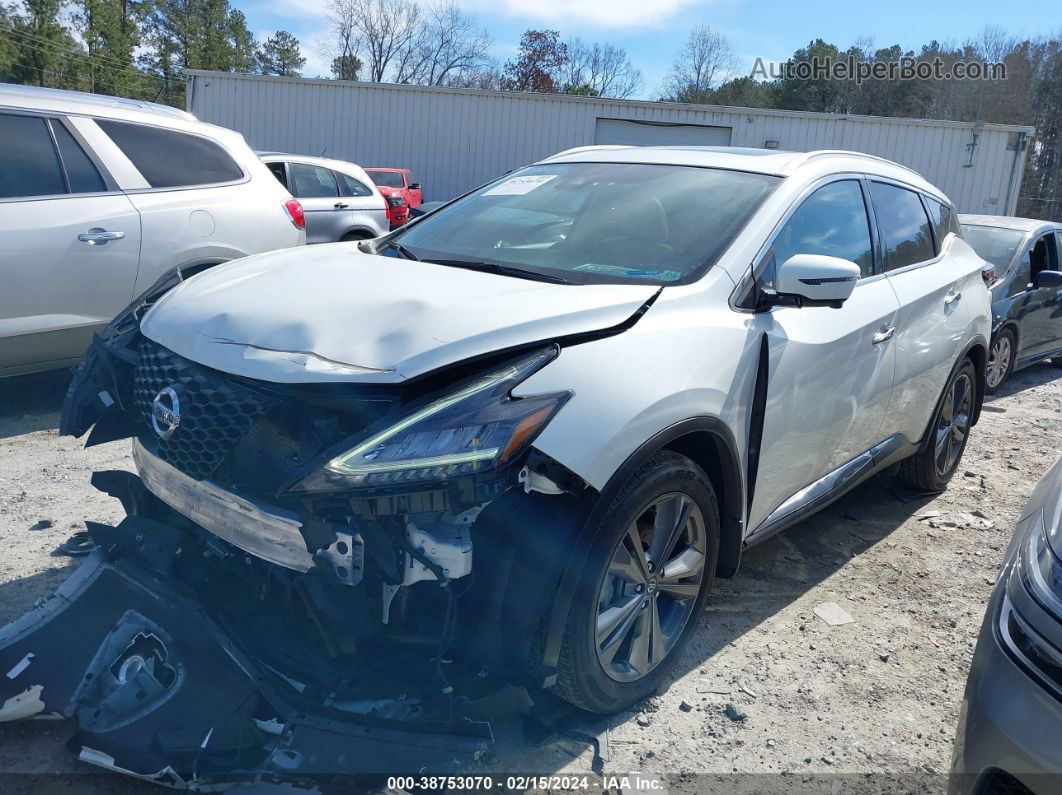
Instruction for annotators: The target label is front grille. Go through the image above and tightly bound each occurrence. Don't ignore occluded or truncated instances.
[134,340,278,480]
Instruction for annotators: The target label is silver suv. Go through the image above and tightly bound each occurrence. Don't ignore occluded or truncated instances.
[0,85,305,378]
[261,153,390,243]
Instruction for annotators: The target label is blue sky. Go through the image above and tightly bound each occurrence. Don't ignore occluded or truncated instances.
[240,0,1061,98]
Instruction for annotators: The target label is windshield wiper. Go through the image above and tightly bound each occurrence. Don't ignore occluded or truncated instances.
[377,240,420,260]
[428,259,575,284]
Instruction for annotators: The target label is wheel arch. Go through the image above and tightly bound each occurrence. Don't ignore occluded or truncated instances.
[963,337,988,426]
[536,416,745,686]
[340,227,378,241]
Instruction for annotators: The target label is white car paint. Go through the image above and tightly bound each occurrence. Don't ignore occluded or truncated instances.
[138,146,991,542]
[0,85,304,377]
[141,245,658,383]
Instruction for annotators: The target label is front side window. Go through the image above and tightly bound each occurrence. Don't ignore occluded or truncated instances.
[369,171,405,189]
[290,163,339,198]
[96,119,243,188]
[870,181,935,270]
[0,113,66,198]
[337,172,373,197]
[390,163,780,285]
[961,224,1027,272]
[761,179,874,287]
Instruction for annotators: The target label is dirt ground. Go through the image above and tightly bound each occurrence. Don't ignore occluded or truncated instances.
[1,362,1060,793]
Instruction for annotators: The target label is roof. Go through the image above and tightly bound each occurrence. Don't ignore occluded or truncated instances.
[184,71,1037,135]
[257,151,377,185]
[542,145,944,197]
[0,82,194,122]
[959,214,1058,233]
[364,167,409,172]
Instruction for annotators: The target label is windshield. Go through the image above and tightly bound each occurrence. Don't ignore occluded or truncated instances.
[369,171,405,188]
[960,224,1027,270]
[388,163,780,285]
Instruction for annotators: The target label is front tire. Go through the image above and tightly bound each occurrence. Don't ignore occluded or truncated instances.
[898,358,977,492]
[555,451,719,713]
[985,329,1015,393]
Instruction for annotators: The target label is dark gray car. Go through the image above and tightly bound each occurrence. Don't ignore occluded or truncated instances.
[951,455,1062,794]
[261,153,388,244]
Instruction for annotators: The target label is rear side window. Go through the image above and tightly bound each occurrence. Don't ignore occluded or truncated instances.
[266,161,288,189]
[290,163,339,198]
[764,179,875,282]
[870,182,935,270]
[52,122,106,193]
[97,119,243,188]
[0,113,66,198]
[336,172,373,197]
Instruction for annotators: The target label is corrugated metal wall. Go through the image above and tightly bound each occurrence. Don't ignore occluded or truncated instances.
[187,71,1033,214]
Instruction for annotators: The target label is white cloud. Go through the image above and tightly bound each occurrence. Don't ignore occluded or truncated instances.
[462,0,702,28]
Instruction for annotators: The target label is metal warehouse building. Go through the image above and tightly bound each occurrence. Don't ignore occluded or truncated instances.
[187,70,1034,214]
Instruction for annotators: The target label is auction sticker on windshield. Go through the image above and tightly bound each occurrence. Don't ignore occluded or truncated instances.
[483,174,557,195]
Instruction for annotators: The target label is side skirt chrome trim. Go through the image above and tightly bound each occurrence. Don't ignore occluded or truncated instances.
[744,434,913,548]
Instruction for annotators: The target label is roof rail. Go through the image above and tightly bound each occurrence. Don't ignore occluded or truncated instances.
[796,149,918,174]
[541,144,633,161]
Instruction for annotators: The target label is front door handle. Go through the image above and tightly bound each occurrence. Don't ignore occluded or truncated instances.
[944,289,962,308]
[873,325,896,345]
[334,202,350,209]
[78,228,125,245]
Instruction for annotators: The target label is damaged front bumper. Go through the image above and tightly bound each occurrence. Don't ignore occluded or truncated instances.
[0,530,492,788]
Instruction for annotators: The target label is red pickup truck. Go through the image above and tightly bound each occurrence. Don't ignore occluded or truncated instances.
[364,168,423,228]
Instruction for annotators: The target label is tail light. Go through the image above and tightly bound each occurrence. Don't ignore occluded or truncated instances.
[981,263,997,287]
[283,199,305,230]
[386,195,406,208]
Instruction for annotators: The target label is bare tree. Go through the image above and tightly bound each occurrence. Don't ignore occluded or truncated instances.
[662,25,736,102]
[326,0,421,83]
[326,0,490,85]
[561,38,641,98]
[393,1,491,85]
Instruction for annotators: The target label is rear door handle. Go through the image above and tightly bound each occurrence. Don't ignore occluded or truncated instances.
[873,325,896,345]
[78,228,124,245]
[334,202,350,209]
[944,289,962,308]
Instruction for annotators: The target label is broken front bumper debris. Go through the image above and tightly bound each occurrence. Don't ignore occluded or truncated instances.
[0,523,494,787]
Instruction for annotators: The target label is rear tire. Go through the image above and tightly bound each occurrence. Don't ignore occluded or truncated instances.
[555,451,719,713]
[984,329,1014,394]
[898,358,977,492]
[340,231,374,242]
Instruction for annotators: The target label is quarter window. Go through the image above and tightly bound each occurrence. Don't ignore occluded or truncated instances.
[336,172,373,197]
[763,179,874,284]
[0,113,66,198]
[870,182,935,270]
[52,122,106,194]
[266,161,288,189]
[925,199,958,253]
[290,163,339,198]
[96,119,243,188]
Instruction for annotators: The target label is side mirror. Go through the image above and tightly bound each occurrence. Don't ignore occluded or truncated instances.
[1033,270,1062,289]
[775,253,860,307]
[408,183,421,190]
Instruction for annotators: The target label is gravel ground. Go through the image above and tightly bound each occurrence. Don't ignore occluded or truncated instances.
[0,362,1059,793]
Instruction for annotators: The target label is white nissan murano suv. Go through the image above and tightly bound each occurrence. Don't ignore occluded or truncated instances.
[1,146,990,782]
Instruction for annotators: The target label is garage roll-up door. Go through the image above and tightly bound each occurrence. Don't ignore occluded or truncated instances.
[593,118,732,147]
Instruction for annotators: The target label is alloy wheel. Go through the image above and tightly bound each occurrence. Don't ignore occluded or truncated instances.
[934,372,973,477]
[986,335,1012,389]
[595,492,706,682]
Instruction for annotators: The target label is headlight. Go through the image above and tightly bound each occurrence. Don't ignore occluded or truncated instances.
[294,347,569,492]
[1017,509,1062,615]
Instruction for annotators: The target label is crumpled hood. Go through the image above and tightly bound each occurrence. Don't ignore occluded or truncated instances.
[140,245,658,383]
[1027,454,1062,562]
